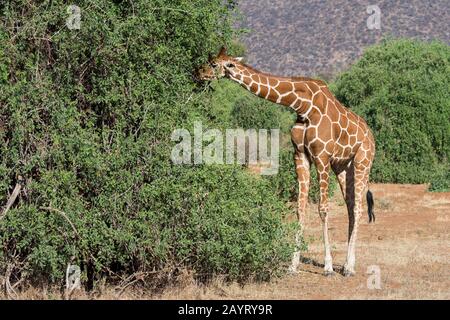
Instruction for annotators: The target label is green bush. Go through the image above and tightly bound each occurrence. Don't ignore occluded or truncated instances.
[331,39,450,187]
[0,0,296,289]
[429,168,450,192]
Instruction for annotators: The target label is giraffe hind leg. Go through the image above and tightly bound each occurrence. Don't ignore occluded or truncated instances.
[343,136,375,276]
[343,160,371,276]
[334,165,356,276]
[333,162,356,252]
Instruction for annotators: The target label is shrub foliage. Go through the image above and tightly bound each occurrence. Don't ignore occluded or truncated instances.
[0,0,297,289]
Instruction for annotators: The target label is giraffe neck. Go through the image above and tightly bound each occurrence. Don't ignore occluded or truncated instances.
[225,62,325,117]
[226,64,286,104]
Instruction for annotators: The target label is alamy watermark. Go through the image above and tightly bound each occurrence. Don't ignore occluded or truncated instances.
[367,5,381,30]
[171,122,280,175]
[367,265,381,289]
[66,5,81,30]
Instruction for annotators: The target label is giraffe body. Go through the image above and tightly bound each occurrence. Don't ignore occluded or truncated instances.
[198,47,375,276]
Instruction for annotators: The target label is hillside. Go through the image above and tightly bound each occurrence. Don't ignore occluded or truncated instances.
[237,0,450,77]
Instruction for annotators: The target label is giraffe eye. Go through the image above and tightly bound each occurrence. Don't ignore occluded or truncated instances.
[211,62,218,68]
[225,62,235,68]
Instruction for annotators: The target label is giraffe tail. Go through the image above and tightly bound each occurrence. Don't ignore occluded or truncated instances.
[367,190,375,223]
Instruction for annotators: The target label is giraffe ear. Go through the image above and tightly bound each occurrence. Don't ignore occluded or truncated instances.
[234,57,243,62]
[218,46,227,56]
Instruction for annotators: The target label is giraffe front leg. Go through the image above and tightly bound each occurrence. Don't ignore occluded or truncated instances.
[295,151,311,228]
[289,150,310,273]
[315,159,333,276]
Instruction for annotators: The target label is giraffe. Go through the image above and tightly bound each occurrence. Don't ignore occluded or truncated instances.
[197,47,376,276]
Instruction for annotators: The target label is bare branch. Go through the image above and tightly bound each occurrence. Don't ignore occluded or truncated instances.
[4,264,18,300]
[1,177,23,220]
[39,206,80,239]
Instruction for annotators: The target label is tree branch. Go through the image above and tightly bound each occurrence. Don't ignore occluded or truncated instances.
[39,206,80,239]
[0,177,23,220]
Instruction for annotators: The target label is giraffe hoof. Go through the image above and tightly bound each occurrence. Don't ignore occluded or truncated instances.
[288,266,299,275]
[324,270,335,277]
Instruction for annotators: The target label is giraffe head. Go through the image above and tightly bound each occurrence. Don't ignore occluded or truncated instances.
[196,46,243,81]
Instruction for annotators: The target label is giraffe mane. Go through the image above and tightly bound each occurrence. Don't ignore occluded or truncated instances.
[236,61,327,86]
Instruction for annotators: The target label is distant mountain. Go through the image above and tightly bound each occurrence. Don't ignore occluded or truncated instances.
[237,0,450,78]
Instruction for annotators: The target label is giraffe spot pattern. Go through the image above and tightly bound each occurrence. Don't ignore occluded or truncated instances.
[226,60,375,230]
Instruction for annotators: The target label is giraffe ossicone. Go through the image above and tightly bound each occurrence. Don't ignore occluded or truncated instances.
[197,47,376,277]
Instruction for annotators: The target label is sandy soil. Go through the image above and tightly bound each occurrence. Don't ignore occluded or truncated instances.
[156,183,450,300]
